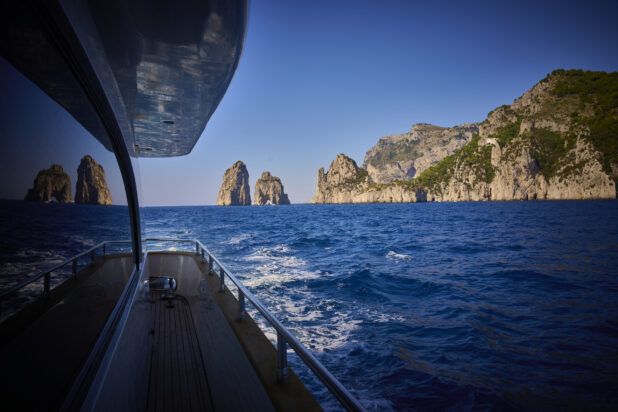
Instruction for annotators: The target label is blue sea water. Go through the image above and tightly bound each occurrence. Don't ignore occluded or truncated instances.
[2,199,618,410]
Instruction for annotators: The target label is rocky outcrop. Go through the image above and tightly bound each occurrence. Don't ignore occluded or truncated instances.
[24,165,72,203]
[75,155,113,205]
[422,70,616,201]
[216,161,251,206]
[425,136,615,202]
[314,70,617,204]
[312,154,426,203]
[254,172,290,205]
[362,123,478,183]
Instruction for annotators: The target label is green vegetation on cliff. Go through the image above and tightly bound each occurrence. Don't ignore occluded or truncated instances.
[406,69,617,193]
[347,167,369,186]
[527,129,577,180]
[548,69,618,177]
[409,134,494,193]
[340,69,616,201]
[494,120,522,148]
[367,140,421,168]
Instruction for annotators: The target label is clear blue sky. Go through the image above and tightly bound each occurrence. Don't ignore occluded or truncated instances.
[2,0,617,205]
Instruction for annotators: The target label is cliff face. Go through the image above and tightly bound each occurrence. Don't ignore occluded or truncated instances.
[217,161,251,206]
[315,70,617,204]
[362,123,478,183]
[254,172,290,205]
[418,70,617,201]
[24,164,72,203]
[312,154,426,203]
[75,155,113,205]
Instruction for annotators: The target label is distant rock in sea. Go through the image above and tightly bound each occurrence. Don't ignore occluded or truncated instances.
[217,161,251,206]
[24,164,72,203]
[75,155,113,205]
[254,172,290,205]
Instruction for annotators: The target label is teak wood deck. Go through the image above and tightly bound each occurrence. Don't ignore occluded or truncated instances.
[146,285,275,412]
[147,292,212,411]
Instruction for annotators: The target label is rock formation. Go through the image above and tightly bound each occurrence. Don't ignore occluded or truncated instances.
[24,164,72,203]
[254,172,290,205]
[75,155,113,205]
[312,154,426,204]
[216,161,251,206]
[420,70,616,201]
[313,70,617,204]
[363,123,478,183]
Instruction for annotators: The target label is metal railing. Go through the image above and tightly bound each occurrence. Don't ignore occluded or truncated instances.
[0,240,131,302]
[147,238,365,412]
[1,237,365,411]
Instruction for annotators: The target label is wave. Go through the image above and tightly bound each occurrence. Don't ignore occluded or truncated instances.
[2,201,617,410]
[224,233,253,245]
[386,251,412,260]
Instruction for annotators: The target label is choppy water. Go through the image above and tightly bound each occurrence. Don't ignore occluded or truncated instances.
[2,200,618,410]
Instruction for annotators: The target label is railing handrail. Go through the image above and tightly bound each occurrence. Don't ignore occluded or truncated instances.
[1,237,365,411]
[146,237,366,412]
[0,239,133,300]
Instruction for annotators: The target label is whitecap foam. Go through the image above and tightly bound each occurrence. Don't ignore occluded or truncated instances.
[239,244,327,290]
[225,233,253,245]
[386,251,412,260]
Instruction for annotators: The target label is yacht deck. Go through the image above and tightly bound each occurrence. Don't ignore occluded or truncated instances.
[146,254,276,412]
[148,292,212,411]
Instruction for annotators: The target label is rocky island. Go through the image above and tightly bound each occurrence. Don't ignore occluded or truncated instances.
[75,155,113,205]
[254,172,290,205]
[24,164,72,203]
[216,161,251,206]
[313,69,617,203]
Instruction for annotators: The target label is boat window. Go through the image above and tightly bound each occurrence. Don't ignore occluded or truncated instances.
[0,57,132,320]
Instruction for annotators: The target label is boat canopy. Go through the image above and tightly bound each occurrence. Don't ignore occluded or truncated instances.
[1,0,246,158]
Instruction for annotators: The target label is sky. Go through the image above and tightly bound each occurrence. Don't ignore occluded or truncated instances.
[1,0,617,205]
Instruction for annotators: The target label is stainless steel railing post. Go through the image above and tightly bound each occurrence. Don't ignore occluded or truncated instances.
[219,266,225,292]
[201,248,205,263]
[238,291,246,320]
[208,256,214,275]
[277,331,289,383]
[195,242,199,255]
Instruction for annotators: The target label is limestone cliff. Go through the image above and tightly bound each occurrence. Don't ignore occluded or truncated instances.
[363,123,478,183]
[24,164,72,203]
[314,69,617,204]
[254,172,290,205]
[417,70,617,201]
[216,161,251,206]
[312,154,426,204]
[75,155,113,205]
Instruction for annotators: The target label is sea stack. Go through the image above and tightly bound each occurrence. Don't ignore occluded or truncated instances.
[75,155,113,205]
[254,172,291,205]
[24,164,72,203]
[216,161,251,206]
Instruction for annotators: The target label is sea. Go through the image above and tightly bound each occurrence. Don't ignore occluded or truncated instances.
[1,199,618,411]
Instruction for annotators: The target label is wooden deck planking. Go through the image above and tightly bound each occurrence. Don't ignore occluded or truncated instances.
[190,285,277,412]
[147,292,213,412]
[145,253,276,412]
